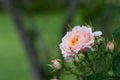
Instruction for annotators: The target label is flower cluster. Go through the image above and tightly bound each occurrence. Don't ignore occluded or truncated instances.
[49,25,120,80]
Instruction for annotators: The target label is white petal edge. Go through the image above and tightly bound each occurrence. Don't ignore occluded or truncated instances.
[93,31,102,36]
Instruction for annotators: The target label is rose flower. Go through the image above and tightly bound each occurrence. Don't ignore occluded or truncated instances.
[59,25,102,60]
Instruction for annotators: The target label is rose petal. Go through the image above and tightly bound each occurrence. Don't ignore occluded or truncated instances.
[93,31,102,36]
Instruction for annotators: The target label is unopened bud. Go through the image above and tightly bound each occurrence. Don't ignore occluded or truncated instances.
[106,41,114,52]
[97,37,104,44]
[74,55,80,62]
[50,77,59,80]
[51,59,62,70]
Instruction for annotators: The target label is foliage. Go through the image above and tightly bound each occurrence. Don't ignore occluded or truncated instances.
[112,27,120,39]
[49,25,120,80]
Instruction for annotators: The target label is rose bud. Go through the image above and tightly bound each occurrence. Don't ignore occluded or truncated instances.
[51,59,62,70]
[50,77,59,80]
[106,41,114,52]
[96,37,104,44]
[74,55,80,62]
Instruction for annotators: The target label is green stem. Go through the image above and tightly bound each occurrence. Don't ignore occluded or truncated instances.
[84,53,96,74]
[77,75,81,80]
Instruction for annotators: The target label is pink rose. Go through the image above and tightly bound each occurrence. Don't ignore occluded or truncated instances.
[59,25,102,59]
[51,59,62,70]
[106,41,114,52]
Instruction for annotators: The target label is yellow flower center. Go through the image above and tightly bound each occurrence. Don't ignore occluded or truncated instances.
[69,36,78,47]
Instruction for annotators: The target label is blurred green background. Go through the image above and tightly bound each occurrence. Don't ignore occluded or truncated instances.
[0,0,120,80]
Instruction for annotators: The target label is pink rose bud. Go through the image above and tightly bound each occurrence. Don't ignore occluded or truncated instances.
[51,59,62,70]
[74,55,80,62]
[50,77,59,80]
[106,41,114,52]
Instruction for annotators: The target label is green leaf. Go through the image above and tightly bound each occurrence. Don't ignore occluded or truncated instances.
[112,55,120,76]
[87,73,109,80]
[112,27,120,38]
[95,58,104,73]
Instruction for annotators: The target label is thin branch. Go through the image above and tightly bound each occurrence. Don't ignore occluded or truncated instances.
[62,0,79,36]
[21,0,51,62]
[1,0,44,80]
